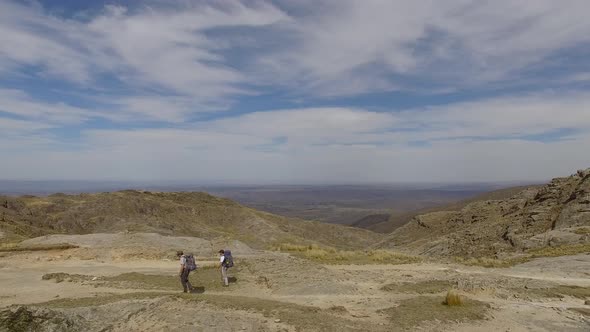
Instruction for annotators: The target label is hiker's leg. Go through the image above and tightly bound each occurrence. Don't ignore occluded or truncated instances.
[179,272,186,291]
[180,269,189,292]
[186,270,193,290]
[222,266,229,286]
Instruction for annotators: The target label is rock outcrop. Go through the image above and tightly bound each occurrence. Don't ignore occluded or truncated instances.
[380,168,590,258]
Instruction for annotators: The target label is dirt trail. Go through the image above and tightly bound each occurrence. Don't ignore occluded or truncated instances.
[1,235,589,331]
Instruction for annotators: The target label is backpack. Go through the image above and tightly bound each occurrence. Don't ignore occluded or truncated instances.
[223,250,234,268]
[184,254,197,271]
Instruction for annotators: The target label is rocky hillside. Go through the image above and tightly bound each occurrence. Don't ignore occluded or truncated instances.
[379,169,590,258]
[354,185,538,233]
[0,190,381,249]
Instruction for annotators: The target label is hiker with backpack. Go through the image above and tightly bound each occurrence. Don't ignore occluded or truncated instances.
[218,249,233,287]
[177,250,197,293]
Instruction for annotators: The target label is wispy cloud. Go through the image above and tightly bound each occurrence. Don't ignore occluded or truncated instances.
[3,91,586,182]
[0,89,97,124]
[257,0,590,95]
[0,0,287,111]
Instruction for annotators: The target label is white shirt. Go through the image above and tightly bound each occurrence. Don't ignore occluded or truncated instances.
[219,255,225,263]
[180,255,186,266]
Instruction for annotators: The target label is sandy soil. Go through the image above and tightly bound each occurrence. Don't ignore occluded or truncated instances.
[1,233,589,331]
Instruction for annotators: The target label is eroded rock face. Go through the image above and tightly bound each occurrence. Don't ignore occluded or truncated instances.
[382,168,590,257]
[553,169,590,229]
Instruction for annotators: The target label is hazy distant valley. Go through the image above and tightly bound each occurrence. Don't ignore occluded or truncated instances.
[0,181,523,232]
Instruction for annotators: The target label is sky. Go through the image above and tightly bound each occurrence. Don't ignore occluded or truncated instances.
[0,0,589,184]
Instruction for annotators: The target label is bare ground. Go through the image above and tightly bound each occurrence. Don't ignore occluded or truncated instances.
[1,233,589,331]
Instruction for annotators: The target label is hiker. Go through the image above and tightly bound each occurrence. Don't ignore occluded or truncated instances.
[218,249,233,287]
[177,250,196,293]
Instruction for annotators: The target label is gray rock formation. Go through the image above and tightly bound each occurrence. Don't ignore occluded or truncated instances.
[380,168,590,258]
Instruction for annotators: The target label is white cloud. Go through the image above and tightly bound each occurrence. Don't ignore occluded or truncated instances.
[257,0,590,95]
[2,91,588,182]
[208,107,397,145]
[0,117,53,132]
[103,96,219,123]
[202,92,590,147]
[564,72,590,83]
[0,89,98,124]
[0,0,287,111]
[2,128,588,183]
[85,2,287,97]
[397,92,590,140]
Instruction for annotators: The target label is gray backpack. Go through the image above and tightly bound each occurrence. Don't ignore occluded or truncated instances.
[184,254,197,271]
[223,250,234,268]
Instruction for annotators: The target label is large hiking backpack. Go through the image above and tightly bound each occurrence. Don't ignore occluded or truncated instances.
[223,250,234,268]
[184,254,197,271]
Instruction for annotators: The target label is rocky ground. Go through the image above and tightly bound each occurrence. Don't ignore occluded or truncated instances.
[1,233,589,331]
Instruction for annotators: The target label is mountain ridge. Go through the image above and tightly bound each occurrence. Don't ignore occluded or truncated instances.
[378,168,590,258]
[0,190,381,250]
[355,185,541,233]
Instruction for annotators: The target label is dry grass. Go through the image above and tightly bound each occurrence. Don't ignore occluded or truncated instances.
[42,273,94,283]
[0,243,78,252]
[455,256,530,268]
[38,292,168,309]
[444,289,463,306]
[0,242,19,250]
[528,243,590,257]
[273,243,321,252]
[573,227,590,235]
[456,243,590,268]
[274,243,421,265]
[524,285,590,299]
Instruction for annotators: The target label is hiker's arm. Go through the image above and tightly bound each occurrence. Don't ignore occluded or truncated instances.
[179,264,184,275]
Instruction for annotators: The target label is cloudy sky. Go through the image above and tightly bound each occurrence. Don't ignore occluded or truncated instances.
[1,0,589,183]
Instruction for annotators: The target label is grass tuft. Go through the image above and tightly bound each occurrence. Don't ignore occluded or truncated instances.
[443,289,463,306]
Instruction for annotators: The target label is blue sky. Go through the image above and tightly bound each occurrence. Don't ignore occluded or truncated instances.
[0,0,589,183]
